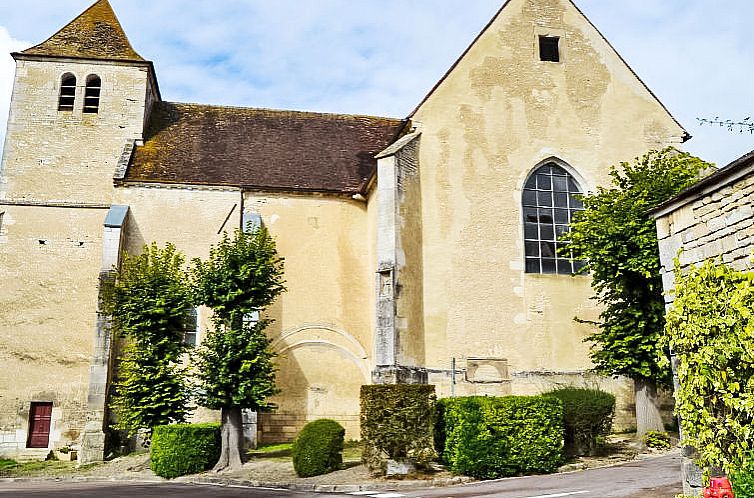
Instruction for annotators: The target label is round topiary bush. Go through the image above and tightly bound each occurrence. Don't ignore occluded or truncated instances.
[291,419,345,477]
[545,387,615,456]
[150,423,221,479]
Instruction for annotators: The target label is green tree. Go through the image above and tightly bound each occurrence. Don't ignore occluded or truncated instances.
[566,148,710,435]
[664,259,754,475]
[104,243,192,438]
[192,226,285,471]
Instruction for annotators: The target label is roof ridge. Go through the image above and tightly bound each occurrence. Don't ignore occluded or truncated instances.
[21,0,145,62]
[161,101,403,122]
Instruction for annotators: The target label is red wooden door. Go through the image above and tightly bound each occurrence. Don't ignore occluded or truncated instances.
[27,402,53,448]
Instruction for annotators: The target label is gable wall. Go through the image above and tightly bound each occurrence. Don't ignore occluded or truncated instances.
[410,0,685,412]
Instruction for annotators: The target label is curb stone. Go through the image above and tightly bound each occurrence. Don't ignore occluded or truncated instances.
[178,474,474,493]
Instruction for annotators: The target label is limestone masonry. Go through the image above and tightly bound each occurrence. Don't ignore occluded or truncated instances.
[1,0,687,460]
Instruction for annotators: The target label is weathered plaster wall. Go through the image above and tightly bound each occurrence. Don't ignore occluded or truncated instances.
[411,0,685,422]
[244,193,372,441]
[118,186,373,441]
[0,205,104,457]
[0,58,151,204]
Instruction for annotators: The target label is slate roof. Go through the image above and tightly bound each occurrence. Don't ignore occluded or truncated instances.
[20,0,144,62]
[126,102,406,194]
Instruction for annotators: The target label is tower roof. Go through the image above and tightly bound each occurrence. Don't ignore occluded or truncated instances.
[20,0,144,62]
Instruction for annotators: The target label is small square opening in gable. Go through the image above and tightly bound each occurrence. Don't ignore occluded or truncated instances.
[539,36,560,62]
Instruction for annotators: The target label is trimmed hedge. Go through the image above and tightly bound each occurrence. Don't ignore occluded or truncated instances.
[361,385,436,474]
[292,419,345,477]
[544,387,615,456]
[150,423,221,478]
[437,395,564,479]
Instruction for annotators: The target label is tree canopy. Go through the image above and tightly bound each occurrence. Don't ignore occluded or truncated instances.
[192,226,286,471]
[103,242,192,437]
[567,148,711,384]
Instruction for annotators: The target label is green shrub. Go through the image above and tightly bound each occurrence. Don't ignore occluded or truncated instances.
[642,430,671,450]
[544,387,615,456]
[732,457,754,498]
[150,423,220,479]
[291,419,345,477]
[439,395,564,478]
[360,385,436,474]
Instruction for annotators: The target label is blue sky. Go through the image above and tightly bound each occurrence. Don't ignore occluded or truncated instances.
[1,0,753,167]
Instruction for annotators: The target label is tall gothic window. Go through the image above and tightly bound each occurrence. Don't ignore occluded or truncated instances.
[83,74,101,114]
[522,162,585,275]
[58,73,76,112]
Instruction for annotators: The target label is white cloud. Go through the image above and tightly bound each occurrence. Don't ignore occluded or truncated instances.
[0,27,29,160]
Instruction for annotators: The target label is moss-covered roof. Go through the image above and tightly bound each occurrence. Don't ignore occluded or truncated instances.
[127,102,406,194]
[21,0,144,62]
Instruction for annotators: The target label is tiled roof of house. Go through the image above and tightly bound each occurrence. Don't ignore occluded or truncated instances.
[20,0,144,62]
[126,102,406,194]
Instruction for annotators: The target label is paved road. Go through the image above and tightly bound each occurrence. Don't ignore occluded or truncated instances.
[0,454,681,498]
[0,482,345,497]
[403,454,682,498]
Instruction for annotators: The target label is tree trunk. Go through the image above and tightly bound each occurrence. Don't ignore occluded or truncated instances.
[213,406,244,472]
[634,377,664,436]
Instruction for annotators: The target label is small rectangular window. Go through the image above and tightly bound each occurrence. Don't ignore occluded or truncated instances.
[184,307,199,347]
[539,36,560,62]
[0,211,4,234]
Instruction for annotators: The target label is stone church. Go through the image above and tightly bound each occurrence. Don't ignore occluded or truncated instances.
[0,0,688,460]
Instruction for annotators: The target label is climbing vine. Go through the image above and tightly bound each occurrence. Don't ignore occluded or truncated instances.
[664,259,754,474]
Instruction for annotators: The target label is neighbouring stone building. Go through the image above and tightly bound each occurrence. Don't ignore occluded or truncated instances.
[651,150,754,495]
[1,0,688,460]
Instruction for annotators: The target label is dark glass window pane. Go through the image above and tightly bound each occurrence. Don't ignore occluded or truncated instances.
[552,176,568,192]
[574,260,588,273]
[526,258,540,273]
[525,241,539,257]
[523,190,537,206]
[540,241,556,258]
[541,259,557,274]
[540,224,554,240]
[524,207,538,223]
[550,164,566,175]
[570,194,584,209]
[537,191,552,207]
[555,224,570,238]
[554,192,569,207]
[557,260,573,274]
[525,176,536,189]
[538,208,553,224]
[525,222,538,239]
[536,174,552,190]
[568,178,581,192]
[555,243,570,257]
[554,209,569,224]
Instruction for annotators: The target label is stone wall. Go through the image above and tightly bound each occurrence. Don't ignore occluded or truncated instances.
[657,173,754,301]
[654,156,754,496]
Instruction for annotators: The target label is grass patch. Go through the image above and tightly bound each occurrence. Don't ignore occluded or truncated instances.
[0,459,80,477]
[247,440,363,464]
[248,443,292,460]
